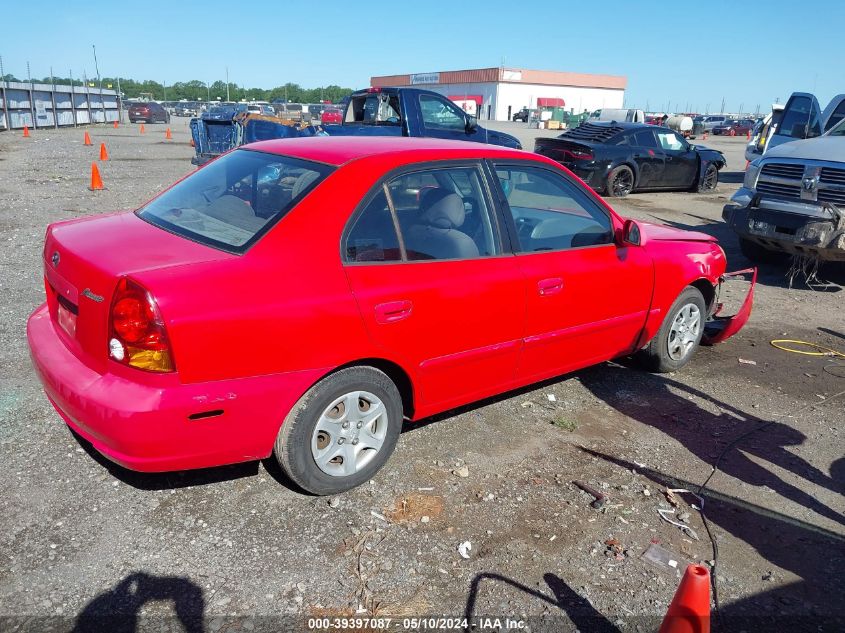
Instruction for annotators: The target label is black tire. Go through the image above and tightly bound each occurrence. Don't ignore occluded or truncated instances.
[637,286,706,373]
[273,366,403,495]
[697,163,719,192]
[738,237,788,263]
[606,165,634,197]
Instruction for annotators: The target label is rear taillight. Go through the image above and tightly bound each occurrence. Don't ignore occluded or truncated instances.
[563,149,594,161]
[108,277,174,372]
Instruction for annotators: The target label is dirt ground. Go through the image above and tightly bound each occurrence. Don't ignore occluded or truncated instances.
[0,119,843,633]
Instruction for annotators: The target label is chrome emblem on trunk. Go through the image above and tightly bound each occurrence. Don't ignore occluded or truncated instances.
[51,251,60,267]
[82,288,104,303]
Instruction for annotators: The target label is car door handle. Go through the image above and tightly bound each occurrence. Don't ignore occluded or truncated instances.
[374,300,413,324]
[537,278,564,296]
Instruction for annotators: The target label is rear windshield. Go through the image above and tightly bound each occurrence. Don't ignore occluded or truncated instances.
[138,150,334,253]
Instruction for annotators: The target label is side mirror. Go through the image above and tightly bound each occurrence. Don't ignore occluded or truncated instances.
[621,219,646,246]
[466,115,478,133]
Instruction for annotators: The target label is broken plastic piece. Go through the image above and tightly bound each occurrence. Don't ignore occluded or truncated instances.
[458,541,472,559]
[641,543,681,571]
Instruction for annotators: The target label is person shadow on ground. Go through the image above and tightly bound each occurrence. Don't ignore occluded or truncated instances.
[72,572,205,633]
[577,363,844,527]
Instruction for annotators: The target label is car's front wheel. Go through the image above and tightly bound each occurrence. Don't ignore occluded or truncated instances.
[697,163,719,192]
[273,366,403,495]
[637,286,706,372]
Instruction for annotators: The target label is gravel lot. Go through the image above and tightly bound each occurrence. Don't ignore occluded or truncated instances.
[1,119,843,632]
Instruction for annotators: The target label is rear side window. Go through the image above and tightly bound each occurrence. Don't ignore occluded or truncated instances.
[138,149,333,253]
[345,189,401,262]
[634,130,658,148]
[343,164,500,263]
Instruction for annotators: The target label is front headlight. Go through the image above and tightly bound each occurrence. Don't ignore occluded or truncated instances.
[743,159,762,189]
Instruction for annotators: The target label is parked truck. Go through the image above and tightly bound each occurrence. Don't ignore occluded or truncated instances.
[723,92,845,263]
[190,87,521,164]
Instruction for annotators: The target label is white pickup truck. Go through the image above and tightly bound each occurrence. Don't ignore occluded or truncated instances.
[723,92,845,263]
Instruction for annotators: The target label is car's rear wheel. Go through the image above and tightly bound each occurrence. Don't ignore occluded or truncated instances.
[697,163,719,192]
[637,286,706,372]
[738,237,788,263]
[607,165,634,197]
[273,366,403,495]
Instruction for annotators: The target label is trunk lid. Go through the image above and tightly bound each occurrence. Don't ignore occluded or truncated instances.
[43,211,233,373]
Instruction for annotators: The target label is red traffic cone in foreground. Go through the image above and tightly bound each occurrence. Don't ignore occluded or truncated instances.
[89,162,104,191]
[23,125,30,137]
[139,123,145,134]
[83,131,93,146]
[165,127,172,140]
[99,143,109,161]
[113,120,119,129]
[659,564,710,633]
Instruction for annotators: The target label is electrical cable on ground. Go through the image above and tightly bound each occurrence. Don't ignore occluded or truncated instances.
[694,338,845,630]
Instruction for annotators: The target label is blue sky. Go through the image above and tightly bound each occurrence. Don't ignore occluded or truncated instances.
[3,0,841,113]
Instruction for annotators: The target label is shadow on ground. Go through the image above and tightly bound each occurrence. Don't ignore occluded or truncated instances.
[72,572,205,633]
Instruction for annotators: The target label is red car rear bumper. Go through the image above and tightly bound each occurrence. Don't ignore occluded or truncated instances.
[27,303,325,473]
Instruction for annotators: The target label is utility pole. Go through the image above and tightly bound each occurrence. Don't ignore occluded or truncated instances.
[92,45,105,123]
[225,67,230,102]
[0,56,9,132]
[720,97,725,114]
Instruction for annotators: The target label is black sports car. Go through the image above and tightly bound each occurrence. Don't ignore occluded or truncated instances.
[534,122,726,197]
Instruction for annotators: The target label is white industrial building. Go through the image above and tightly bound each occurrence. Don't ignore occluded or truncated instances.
[370,67,626,121]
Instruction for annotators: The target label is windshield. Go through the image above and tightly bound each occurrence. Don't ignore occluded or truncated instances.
[138,150,333,253]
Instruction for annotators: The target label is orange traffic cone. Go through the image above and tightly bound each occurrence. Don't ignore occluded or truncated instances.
[83,131,93,146]
[113,120,119,129]
[23,125,30,137]
[659,564,710,633]
[164,127,172,140]
[139,123,145,134]
[99,143,109,161]
[89,162,104,191]
[746,130,751,140]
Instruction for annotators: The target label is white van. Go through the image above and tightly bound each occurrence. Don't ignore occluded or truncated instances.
[589,108,645,123]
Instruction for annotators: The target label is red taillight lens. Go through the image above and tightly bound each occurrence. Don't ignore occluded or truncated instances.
[108,278,174,372]
[549,148,594,161]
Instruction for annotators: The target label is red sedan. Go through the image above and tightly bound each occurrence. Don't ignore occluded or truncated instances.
[320,107,343,125]
[27,137,754,494]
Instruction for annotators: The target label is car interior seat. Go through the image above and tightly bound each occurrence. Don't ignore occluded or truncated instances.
[404,189,479,260]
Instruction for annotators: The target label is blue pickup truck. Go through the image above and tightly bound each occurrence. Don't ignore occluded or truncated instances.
[190,87,521,165]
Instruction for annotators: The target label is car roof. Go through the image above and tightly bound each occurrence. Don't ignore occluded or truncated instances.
[244,136,530,167]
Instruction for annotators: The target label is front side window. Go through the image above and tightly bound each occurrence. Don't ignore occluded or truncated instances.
[657,131,686,151]
[138,149,332,252]
[825,100,845,132]
[495,164,613,252]
[419,95,467,132]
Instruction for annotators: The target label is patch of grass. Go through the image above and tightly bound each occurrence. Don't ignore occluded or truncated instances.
[551,416,577,432]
